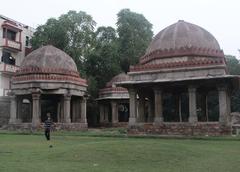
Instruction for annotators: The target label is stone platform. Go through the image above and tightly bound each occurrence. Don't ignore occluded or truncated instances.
[3,123,88,131]
[100,122,128,128]
[128,122,231,136]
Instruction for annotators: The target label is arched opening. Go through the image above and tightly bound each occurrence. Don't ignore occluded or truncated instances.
[41,95,61,122]
[19,97,31,123]
[197,87,219,122]
[118,103,129,122]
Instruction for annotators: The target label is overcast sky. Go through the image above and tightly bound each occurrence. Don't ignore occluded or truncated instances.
[1,0,239,57]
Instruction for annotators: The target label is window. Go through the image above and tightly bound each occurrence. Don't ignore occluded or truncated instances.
[1,50,15,65]
[25,36,29,46]
[2,28,16,41]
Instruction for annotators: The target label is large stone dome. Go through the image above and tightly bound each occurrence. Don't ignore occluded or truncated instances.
[12,45,87,88]
[146,20,221,54]
[21,45,78,71]
[140,20,224,65]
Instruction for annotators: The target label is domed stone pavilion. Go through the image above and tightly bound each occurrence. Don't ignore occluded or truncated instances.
[98,73,129,126]
[9,45,88,129]
[118,20,240,135]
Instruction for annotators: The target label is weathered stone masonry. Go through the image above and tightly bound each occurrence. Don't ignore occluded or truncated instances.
[7,45,88,130]
[118,20,240,135]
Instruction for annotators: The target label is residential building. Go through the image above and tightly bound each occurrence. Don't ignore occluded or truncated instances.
[0,15,35,96]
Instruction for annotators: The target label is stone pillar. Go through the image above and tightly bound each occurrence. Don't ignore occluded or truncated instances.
[99,104,105,123]
[32,93,41,127]
[16,97,22,122]
[138,95,145,122]
[71,99,81,123]
[104,106,109,123]
[136,100,139,119]
[59,98,64,122]
[39,98,41,121]
[111,101,118,123]
[80,97,87,123]
[205,95,208,121]
[129,88,137,125]
[71,101,75,122]
[9,95,17,124]
[147,98,154,122]
[227,91,231,123]
[64,94,71,123]
[57,102,61,122]
[218,86,231,124]
[76,99,82,122]
[29,100,32,123]
[188,86,197,123]
[178,95,182,122]
[154,89,163,124]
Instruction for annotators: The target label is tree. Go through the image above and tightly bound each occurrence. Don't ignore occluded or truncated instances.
[117,9,153,72]
[225,55,240,75]
[85,26,121,98]
[225,55,240,112]
[31,10,96,74]
[31,18,68,50]
[84,26,122,126]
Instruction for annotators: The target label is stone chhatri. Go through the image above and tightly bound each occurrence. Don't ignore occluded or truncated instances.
[117,20,240,136]
[9,45,88,130]
[13,45,87,86]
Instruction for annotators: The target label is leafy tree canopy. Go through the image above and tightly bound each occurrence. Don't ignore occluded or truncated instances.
[85,26,121,98]
[225,55,240,112]
[31,9,153,99]
[31,10,96,74]
[225,55,240,75]
[117,9,153,72]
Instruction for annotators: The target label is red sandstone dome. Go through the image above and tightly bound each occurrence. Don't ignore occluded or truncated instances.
[13,45,87,87]
[130,20,226,72]
[146,20,221,54]
[99,73,129,98]
[21,45,78,72]
[105,73,130,88]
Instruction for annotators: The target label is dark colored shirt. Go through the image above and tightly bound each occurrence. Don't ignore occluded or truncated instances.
[44,119,53,129]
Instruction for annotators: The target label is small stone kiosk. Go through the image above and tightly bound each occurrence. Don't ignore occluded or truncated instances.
[98,73,129,126]
[9,45,88,130]
[118,20,240,135]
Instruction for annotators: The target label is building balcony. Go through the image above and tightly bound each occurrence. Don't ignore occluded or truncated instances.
[1,38,22,52]
[2,20,22,31]
[0,62,19,74]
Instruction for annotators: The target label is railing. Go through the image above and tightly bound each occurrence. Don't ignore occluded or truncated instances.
[1,38,21,51]
[0,63,19,73]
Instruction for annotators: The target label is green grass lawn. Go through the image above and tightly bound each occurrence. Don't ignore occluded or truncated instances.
[0,131,240,172]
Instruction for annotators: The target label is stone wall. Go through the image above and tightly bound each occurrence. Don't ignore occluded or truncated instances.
[6,123,88,131]
[100,122,128,128]
[0,96,10,127]
[231,112,240,135]
[128,122,231,136]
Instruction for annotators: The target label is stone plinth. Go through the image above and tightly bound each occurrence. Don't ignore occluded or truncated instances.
[128,122,231,136]
[5,123,88,131]
[0,97,10,126]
